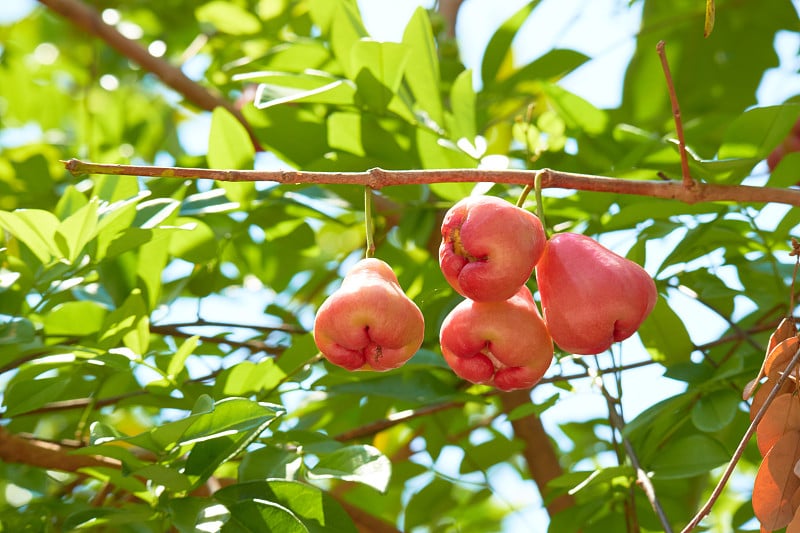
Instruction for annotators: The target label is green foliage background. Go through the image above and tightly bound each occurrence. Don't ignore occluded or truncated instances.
[0,0,798,531]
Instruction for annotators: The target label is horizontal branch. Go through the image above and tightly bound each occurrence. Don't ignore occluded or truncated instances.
[0,427,119,472]
[63,160,800,207]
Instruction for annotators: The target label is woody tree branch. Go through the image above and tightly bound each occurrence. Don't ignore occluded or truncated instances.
[63,160,800,208]
[37,0,262,150]
[501,390,574,516]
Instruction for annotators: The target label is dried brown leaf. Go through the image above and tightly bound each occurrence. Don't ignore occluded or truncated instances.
[754,430,800,530]
[788,500,800,533]
[752,378,796,421]
[765,337,800,380]
[744,319,798,400]
[757,393,800,456]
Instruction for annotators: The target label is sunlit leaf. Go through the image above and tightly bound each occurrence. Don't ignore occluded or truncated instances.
[195,1,262,35]
[481,1,541,86]
[0,209,60,263]
[401,7,443,124]
[307,445,391,492]
[214,480,357,533]
[55,198,99,262]
[43,300,108,337]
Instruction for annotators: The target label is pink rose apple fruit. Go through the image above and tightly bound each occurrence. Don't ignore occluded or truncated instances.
[535,232,657,355]
[314,258,425,371]
[439,286,553,391]
[439,196,546,301]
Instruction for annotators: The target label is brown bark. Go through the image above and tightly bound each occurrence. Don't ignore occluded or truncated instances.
[62,160,800,208]
[501,389,574,516]
[438,0,465,38]
[0,427,120,472]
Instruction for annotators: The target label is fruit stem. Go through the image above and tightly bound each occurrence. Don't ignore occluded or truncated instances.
[516,184,533,207]
[789,238,799,315]
[364,186,376,258]
[534,170,548,236]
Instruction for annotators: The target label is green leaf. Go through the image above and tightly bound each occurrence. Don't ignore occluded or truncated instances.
[3,375,71,417]
[239,446,302,482]
[448,69,477,142]
[497,48,590,89]
[328,1,368,78]
[54,197,99,262]
[623,393,694,440]
[195,1,262,35]
[321,368,460,404]
[648,434,729,479]
[131,464,193,491]
[718,103,800,164]
[178,398,285,447]
[209,107,256,171]
[0,318,35,346]
[167,335,199,379]
[690,388,740,433]
[96,192,149,259]
[209,107,256,205]
[223,499,308,533]
[542,82,608,135]
[350,40,409,112]
[64,507,157,530]
[215,480,357,533]
[768,151,800,187]
[98,289,148,352]
[637,296,693,365]
[42,300,108,337]
[243,72,356,109]
[169,497,231,533]
[167,217,217,263]
[506,393,559,421]
[308,445,391,492]
[401,7,443,124]
[220,359,287,396]
[481,1,541,86]
[118,397,284,454]
[0,209,60,263]
[54,185,88,219]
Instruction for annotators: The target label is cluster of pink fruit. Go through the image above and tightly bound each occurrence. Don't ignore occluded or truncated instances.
[313,195,657,391]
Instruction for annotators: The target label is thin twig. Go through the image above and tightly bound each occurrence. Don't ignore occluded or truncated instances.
[149,324,285,354]
[656,41,693,188]
[681,344,800,532]
[332,400,469,442]
[151,319,306,334]
[37,0,262,150]
[581,360,674,533]
[62,160,800,207]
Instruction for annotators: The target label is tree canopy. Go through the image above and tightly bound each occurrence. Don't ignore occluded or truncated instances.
[0,0,799,531]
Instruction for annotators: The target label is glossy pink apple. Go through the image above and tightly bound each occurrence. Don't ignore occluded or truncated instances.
[439,286,553,391]
[535,233,657,355]
[439,196,546,302]
[313,258,425,371]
